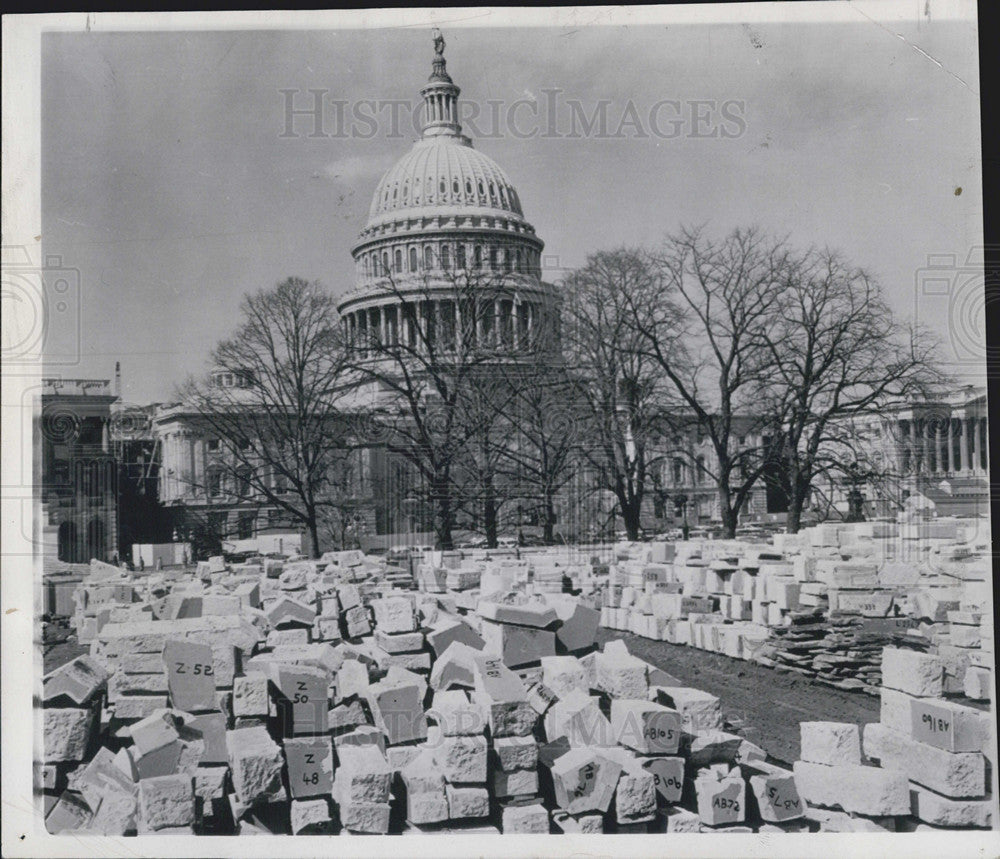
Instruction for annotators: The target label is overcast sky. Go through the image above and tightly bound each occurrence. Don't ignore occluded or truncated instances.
[41,13,983,402]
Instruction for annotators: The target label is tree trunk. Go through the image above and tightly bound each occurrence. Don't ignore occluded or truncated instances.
[432,474,454,550]
[718,483,737,539]
[306,515,321,559]
[621,496,641,541]
[483,475,498,549]
[543,491,556,543]
[785,473,810,534]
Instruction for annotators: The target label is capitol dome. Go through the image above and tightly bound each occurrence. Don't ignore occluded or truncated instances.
[366,137,525,225]
[338,32,558,361]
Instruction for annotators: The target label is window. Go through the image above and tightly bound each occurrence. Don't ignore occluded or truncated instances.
[236,466,253,498]
[456,244,466,270]
[409,246,418,272]
[441,244,451,270]
[236,437,251,451]
[207,468,223,498]
[394,249,402,272]
[273,470,289,494]
[206,438,220,452]
[672,457,684,484]
[382,252,390,274]
[489,246,498,269]
[696,455,706,485]
[424,245,434,269]
[473,245,482,268]
[237,513,255,540]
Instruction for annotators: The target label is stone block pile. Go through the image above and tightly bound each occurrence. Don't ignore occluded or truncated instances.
[596,517,993,702]
[38,519,996,836]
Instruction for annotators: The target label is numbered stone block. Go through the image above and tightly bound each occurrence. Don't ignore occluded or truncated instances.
[162,639,216,712]
[799,722,861,767]
[611,699,681,755]
[446,785,490,820]
[863,722,985,798]
[284,736,334,799]
[694,772,746,827]
[909,698,991,753]
[640,755,684,803]
[748,772,803,822]
[138,774,194,832]
[226,726,286,806]
[548,748,622,814]
[44,707,94,762]
[274,664,329,735]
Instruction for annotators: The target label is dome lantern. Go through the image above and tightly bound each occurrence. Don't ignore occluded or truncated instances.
[420,28,463,140]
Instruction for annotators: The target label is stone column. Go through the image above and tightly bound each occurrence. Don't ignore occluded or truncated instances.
[494,299,501,348]
[512,300,520,351]
[984,418,990,471]
[931,420,940,473]
[920,419,929,474]
[379,306,387,346]
[958,416,969,472]
[972,416,982,472]
[454,299,463,352]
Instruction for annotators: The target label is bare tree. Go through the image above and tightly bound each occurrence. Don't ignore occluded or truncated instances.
[634,226,792,538]
[759,249,946,531]
[499,355,583,544]
[343,256,531,550]
[180,277,354,557]
[562,248,677,540]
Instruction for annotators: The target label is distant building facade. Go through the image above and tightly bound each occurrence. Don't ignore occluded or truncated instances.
[40,378,118,562]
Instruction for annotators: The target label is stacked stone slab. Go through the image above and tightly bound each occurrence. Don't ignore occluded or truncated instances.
[863,647,994,830]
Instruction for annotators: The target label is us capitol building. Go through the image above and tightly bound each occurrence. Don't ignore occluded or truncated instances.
[75,34,987,558]
[149,34,570,550]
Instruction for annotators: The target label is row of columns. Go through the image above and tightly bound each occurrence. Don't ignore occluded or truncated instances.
[898,416,988,475]
[343,298,540,354]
